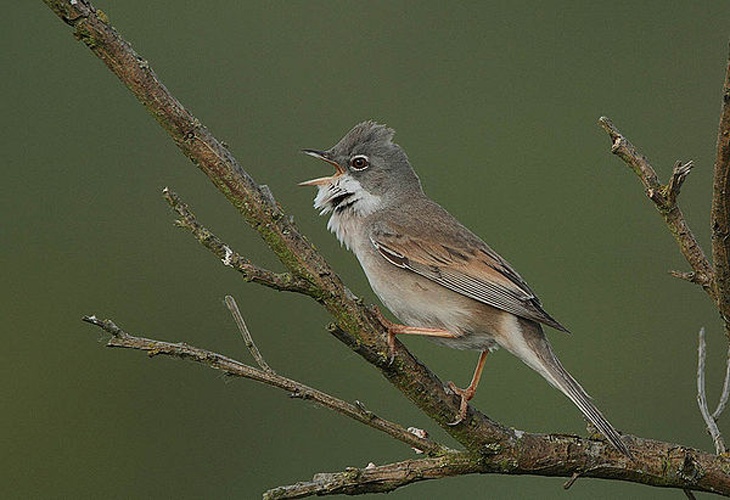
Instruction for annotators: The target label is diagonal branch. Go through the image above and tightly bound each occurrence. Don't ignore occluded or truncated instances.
[81,314,446,456]
[666,160,694,207]
[598,117,714,292]
[42,0,509,448]
[224,295,274,373]
[163,188,315,295]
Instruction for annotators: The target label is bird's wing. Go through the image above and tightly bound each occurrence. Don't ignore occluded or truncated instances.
[370,225,568,332]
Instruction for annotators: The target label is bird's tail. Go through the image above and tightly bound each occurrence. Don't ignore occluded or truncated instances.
[502,318,632,458]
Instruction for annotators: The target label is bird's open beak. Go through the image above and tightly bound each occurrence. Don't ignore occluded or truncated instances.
[299,149,346,186]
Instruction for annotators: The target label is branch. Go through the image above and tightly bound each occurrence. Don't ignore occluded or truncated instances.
[163,188,315,295]
[600,111,730,456]
[598,117,714,291]
[81,314,445,456]
[698,328,727,454]
[224,295,274,373]
[712,43,730,340]
[713,345,730,420]
[82,314,730,495]
[666,160,694,207]
[263,446,730,499]
[43,0,512,447]
[44,0,328,298]
[670,270,707,285]
[262,453,481,499]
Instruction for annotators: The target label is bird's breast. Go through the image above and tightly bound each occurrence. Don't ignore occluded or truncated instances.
[329,211,504,351]
[327,211,362,251]
[356,244,476,336]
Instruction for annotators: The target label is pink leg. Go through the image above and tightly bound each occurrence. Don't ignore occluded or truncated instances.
[448,350,489,425]
[372,307,459,357]
[372,307,484,424]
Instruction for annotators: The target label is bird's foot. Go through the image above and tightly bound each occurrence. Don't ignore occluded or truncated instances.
[446,381,475,426]
[370,306,399,364]
[386,330,397,365]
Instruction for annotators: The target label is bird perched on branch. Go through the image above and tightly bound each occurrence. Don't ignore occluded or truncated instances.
[301,121,630,457]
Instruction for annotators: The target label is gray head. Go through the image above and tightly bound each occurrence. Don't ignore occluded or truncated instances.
[300,121,423,215]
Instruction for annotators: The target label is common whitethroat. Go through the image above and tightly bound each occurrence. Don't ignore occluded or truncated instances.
[300,121,630,457]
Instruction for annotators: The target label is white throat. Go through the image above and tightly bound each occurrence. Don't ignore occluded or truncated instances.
[311,176,380,250]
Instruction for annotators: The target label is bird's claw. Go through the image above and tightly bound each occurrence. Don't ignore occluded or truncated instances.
[446,415,464,426]
[371,305,397,365]
[387,331,397,365]
[446,381,470,425]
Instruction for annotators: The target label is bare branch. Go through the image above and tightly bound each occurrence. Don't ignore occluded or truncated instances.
[42,0,512,454]
[599,117,714,292]
[600,116,662,194]
[261,441,730,498]
[563,472,582,490]
[669,270,710,287]
[262,453,481,499]
[224,295,273,373]
[163,188,315,295]
[713,345,730,420]
[81,314,446,456]
[712,43,730,341]
[666,161,694,207]
[80,313,730,494]
[697,327,726,454]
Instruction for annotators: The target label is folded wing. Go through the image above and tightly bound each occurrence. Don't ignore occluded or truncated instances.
[370,226,568,332]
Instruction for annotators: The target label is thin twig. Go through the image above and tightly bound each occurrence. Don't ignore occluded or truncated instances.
[224,295,273,373]
[563,471,581,490]
[697,327,727,454]
[598,117,714,291]
[713,344,730,421]
[666,161,694,207]
[683,488,698,500]
[81,314,445,456]
[669,270,702,285]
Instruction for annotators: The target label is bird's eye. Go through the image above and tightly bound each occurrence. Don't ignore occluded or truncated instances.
[349,155,370,171]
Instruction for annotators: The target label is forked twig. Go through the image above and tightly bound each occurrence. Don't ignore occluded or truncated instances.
[81,314,444,455]
[666,160,694,206]
[713,344,730,421]
[697,327,728,453]
[598,117,713,291]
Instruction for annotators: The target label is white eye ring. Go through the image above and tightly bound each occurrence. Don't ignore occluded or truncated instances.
[349,154,370,171]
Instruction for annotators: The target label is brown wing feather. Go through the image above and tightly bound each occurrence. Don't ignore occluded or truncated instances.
[370,222,568,332]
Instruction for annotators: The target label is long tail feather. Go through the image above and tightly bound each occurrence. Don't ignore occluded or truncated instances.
[503,318,632,458]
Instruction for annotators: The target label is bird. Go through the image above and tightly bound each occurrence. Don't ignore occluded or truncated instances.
[300,120,631,457]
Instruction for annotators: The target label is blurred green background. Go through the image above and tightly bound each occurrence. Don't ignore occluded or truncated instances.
[4,2,730,498]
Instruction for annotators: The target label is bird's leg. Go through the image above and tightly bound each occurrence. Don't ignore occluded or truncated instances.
[371,306,459,361]
[447,350,489,426]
